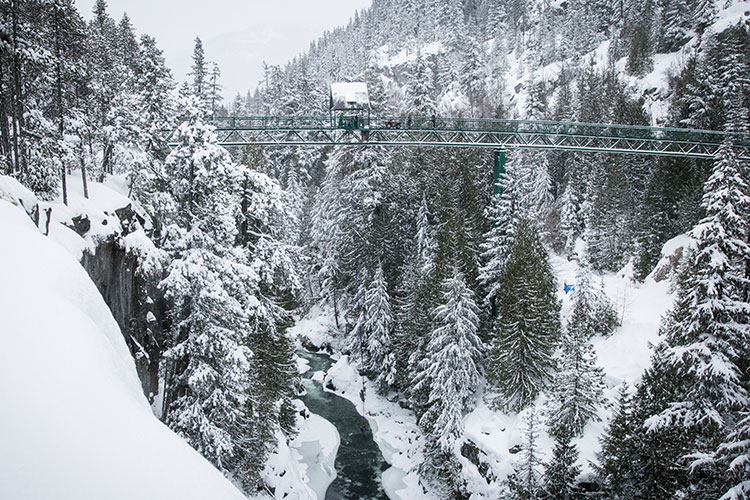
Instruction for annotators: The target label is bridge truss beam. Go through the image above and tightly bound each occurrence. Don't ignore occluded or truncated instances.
[160,118,750,160]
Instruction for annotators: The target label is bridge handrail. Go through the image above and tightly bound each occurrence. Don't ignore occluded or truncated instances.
[206,115,750,146]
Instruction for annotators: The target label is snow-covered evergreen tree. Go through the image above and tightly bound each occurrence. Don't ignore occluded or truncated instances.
[567,266,619,340]
[648,141,750,432]
[694,0,717,35]
[189,37,208,112]
[363,263,397,392]
[543,427,581,500]
[546,320,607,438]
[487,219,561,412]
[714,410,750,500]
[509,410,543,500]
[406,51,436,116]
[160,90,251,476]
[416,193,437,275]
[479,156,517,305]
[413,269,484,453]
[631,142,750,499]
[595,385,641,499]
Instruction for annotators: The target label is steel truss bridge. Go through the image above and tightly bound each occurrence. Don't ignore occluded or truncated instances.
[162,116,750,160]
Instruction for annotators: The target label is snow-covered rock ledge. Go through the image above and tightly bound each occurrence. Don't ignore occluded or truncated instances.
[0,198,245,500]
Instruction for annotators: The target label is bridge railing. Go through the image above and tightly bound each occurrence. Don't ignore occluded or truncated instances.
[209,115,750,147]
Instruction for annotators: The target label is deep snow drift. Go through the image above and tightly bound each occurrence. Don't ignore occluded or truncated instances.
[0,183,246,500]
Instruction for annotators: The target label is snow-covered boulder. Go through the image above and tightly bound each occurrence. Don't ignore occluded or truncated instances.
[649,234,696,283]
[0,200,245,500]
[0,174,38,221]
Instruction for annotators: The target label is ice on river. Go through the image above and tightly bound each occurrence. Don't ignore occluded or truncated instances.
[293,406,340,500]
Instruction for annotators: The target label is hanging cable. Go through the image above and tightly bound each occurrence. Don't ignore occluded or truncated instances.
[348,148,367,433]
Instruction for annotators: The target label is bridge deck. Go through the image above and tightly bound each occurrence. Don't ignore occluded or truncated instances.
[162,116,750,159]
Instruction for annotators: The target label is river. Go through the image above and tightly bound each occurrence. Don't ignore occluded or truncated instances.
[298,350,389,500]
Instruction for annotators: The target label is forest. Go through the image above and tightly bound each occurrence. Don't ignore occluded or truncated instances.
[1,0,749,498]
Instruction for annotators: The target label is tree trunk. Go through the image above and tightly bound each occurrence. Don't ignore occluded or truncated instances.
[0,52,12,173]
[81,139,89,199]
[10,0,22,176]
[55,14,68,204]
[332,286,340,329]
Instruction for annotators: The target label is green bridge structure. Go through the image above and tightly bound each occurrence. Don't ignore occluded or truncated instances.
[163,115,750,160]
[161,115,750,195]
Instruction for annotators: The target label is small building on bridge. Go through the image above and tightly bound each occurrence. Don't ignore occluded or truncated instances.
[330,82,370,130]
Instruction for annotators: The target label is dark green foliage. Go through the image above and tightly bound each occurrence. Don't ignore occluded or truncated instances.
[633,157,708,281]
[625,21,653,76]
[595,385,642,499]
[542,428,582,500]
[586,156,633,271]
[487,219,561,412]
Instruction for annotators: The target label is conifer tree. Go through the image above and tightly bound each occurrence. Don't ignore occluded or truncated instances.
[694,0,717,35]
[559,181,586,254]
[413,269,484,453]
[567,266,619,340]
[595,385,641,499]
[586,157,633,271]
[660,0,691,51]
[116,13,140,77]
[546,318,606,438]
[509,410,543,500]
[160,90,252,477]
[416,194,437,275]
[84,0,118,179]
[190,37,208,112]
[487,219,561,412]
[364,263,397,392]
[714,410,750,500]
[648,142,750,433]
[542,427,581,500]
[134,34,174,159]
[479,157,518,305]
[461,37,485,115]
[632,143,750,499]
[719,27,750,136]
[208,62,222,118]
[160,90,299,490]
[407,51,436,116]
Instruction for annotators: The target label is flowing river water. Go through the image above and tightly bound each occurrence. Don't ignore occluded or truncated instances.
[298,350,389,500]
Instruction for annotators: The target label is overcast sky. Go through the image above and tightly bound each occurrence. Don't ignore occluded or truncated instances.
[74,0,372,101]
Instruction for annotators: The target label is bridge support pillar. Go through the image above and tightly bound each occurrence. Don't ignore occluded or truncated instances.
[493,149,506,196]
[491,149,506,318]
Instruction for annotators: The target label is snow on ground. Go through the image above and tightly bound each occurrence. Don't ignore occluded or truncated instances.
[262,400,340,500]
[503,1,750,123]
[460,241,680,494]
[0,198,245,500]
[293,401,340,499]
[554,249,675,471]
[374,41,444,68]
[289,304,339,350]
[40,173,155,261]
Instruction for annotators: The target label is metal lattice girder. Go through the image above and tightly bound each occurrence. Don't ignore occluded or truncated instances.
[159,116,750,159]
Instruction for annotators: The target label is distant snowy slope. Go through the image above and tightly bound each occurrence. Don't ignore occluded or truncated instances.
[0,199,245,500]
